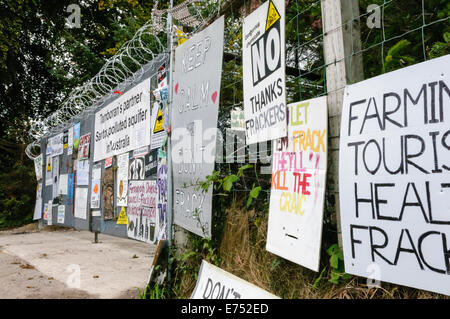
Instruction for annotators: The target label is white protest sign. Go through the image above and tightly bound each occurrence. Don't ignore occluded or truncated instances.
[191,260,279,299]
[57,205,65,224]
[33,183,42,220]
[242,0,287,144]
[93,78,151,162]
[58,174,68,195]
[127,180,158,243]
[339,54,450,296]
[267,97,328,271]
[34,154,43,181]
[171,16,225,238]
[68,125,74,155]
[51,133,64,157]
[74,187,88,220]
[76,160,90,186]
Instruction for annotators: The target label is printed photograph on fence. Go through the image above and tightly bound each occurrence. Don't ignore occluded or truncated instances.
[171,16,225,238]
[242,0,287,144]
[103,166,115,220]
[129,156,145,180]
[267,96,328,272]
[127,180,158,244]
[116,152,129,206]
[157,154,168,240]
[339,54,450,296]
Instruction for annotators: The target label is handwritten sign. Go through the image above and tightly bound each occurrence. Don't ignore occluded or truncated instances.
[127,180,158,244]
[171,16,225,238]
[78,133,91,160]
[267,97,328,271]
[339,54,450,295]
[191,260,279,299]
[243,0,287,144]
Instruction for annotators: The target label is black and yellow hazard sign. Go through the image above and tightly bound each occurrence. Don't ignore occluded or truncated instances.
[153,106,164,134]
[47,157,52,172]
[117,206,128,225]
[265,0,281,31]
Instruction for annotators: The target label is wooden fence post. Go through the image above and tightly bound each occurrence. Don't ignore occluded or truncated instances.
[321,0,363,249]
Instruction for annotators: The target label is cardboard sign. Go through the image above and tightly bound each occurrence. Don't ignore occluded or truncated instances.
[93,78,151,162]
[339,55,450,296]
[191,260,279,299]
[242,0,287,144]
[267,97,328,272]
[171,16,225,238]
[127,180,158,243]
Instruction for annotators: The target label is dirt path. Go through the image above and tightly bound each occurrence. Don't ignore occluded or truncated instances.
[0,224,156,299]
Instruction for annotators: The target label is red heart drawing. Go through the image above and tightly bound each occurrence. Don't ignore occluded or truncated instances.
[211,91,218,103]
[175,83,179,94]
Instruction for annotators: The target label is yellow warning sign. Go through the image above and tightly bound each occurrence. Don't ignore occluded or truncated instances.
[47,158,52,172]
[176,28,188,46]
[117,206,128,225]
[153,107,164,134]
[265,0,281,31]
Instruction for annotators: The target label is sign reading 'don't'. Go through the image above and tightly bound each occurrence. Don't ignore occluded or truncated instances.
[339,54,450,296]
[243,0,287,145]
[93,78,151,162]
[191,260,279,299]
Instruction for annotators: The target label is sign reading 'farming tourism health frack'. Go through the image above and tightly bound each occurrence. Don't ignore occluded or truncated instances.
[243,0,287,144]
[267,96,328,272]
[93,78,151,162]
[339,54,450,296]
[171,16,225,238]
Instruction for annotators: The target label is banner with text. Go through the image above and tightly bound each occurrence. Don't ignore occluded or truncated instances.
[93,78,151,162]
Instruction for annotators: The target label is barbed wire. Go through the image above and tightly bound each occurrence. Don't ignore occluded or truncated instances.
[25,0,222,160]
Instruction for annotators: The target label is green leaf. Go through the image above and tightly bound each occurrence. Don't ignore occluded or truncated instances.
[237,164,253,177]
[246,196,253,208]
[329,254,339,269]
[249,186,261,199]
[222,174,238,192]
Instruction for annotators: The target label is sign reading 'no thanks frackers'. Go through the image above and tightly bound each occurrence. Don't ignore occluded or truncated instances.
[243,0,287,145]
